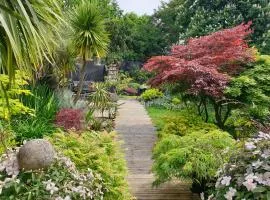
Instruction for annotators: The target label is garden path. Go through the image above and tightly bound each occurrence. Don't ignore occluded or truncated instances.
[115,99,198,200]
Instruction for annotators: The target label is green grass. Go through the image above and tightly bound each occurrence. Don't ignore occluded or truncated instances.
[146,106,183,131]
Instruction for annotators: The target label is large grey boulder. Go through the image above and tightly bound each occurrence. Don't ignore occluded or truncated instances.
[18,139,55,170]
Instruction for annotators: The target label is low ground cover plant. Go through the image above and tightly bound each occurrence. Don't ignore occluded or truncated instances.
[211,132,270,200]
[0,149,104,200]
[48,131,131,200]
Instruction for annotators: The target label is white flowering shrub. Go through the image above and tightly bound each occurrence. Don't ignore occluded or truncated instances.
[0,149,104,199]
[213,132,270,200]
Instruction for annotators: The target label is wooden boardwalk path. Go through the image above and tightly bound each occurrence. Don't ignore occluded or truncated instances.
[115,99,198,200]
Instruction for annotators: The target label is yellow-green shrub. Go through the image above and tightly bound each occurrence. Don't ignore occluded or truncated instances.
[48,131,132,200]
[140,88,163,101]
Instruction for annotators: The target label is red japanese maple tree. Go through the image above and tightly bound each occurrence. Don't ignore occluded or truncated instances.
[144,22,255,98]
[144,22,255,127]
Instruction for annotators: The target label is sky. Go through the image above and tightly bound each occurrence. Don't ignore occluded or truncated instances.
[117,0,168,15]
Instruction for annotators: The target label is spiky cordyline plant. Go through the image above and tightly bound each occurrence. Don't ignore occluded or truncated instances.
[69,0,109,103]
[0,0,64,119]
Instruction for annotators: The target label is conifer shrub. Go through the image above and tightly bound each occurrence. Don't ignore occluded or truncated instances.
[48,131,131,200]
[153,129,235,191]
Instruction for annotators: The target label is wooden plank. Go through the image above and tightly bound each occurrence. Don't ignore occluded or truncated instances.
[115,100,199,200]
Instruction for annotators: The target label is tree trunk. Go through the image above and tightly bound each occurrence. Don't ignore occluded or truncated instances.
[74,55,87,103]
[202,98,208,122]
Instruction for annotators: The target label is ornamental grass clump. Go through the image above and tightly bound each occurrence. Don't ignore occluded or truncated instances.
[212,132,270,200]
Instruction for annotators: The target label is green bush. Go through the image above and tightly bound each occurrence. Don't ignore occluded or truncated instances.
[225,109,257,139]
[153,130,235,187]
[128,82,141,90]
[140,88,163,101]
[148,107,235,192]
[11,84,59,143]
[11,119,56,143]
[48,131,131,200]
[161,113,217,137]
[171,97,181,105]
[226,54,270,122]
[21,84,59,121]
[0,71,33,120]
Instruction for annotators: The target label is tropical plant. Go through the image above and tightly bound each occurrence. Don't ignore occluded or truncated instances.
[48,131,131,200]
[88,82,117,118]
[0,0,63,79]
[0,0,64,125]
[69,0,109,103]
[144,23,255,128]
[140,88,163,102]
[212,132,270,200]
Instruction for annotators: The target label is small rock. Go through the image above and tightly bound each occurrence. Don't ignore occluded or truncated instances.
[18,139,55,170]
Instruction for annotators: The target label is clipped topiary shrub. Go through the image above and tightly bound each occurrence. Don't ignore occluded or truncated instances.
[55,109,83,131]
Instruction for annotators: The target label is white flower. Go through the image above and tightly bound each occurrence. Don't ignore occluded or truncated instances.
[254,173,264,184]
[258,132,270,139]
[243,179,257,191]
[215,177,222,188]
[64,196,71,200]
[245,142,256,150]
[224,187,237,200]
[207,194,214,200]
[43,180,59,195]
[221,176,231,186]
[252,160,263,169]
[261,149,270,158]
[200,192,205,200]
[252,150,261,155]
[55,196,71,200]
[245,173,257,180]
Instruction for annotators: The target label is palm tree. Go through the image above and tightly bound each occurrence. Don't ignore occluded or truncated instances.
[69,0,109,103]
[0,0,64,117]
[0,0,63,78]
